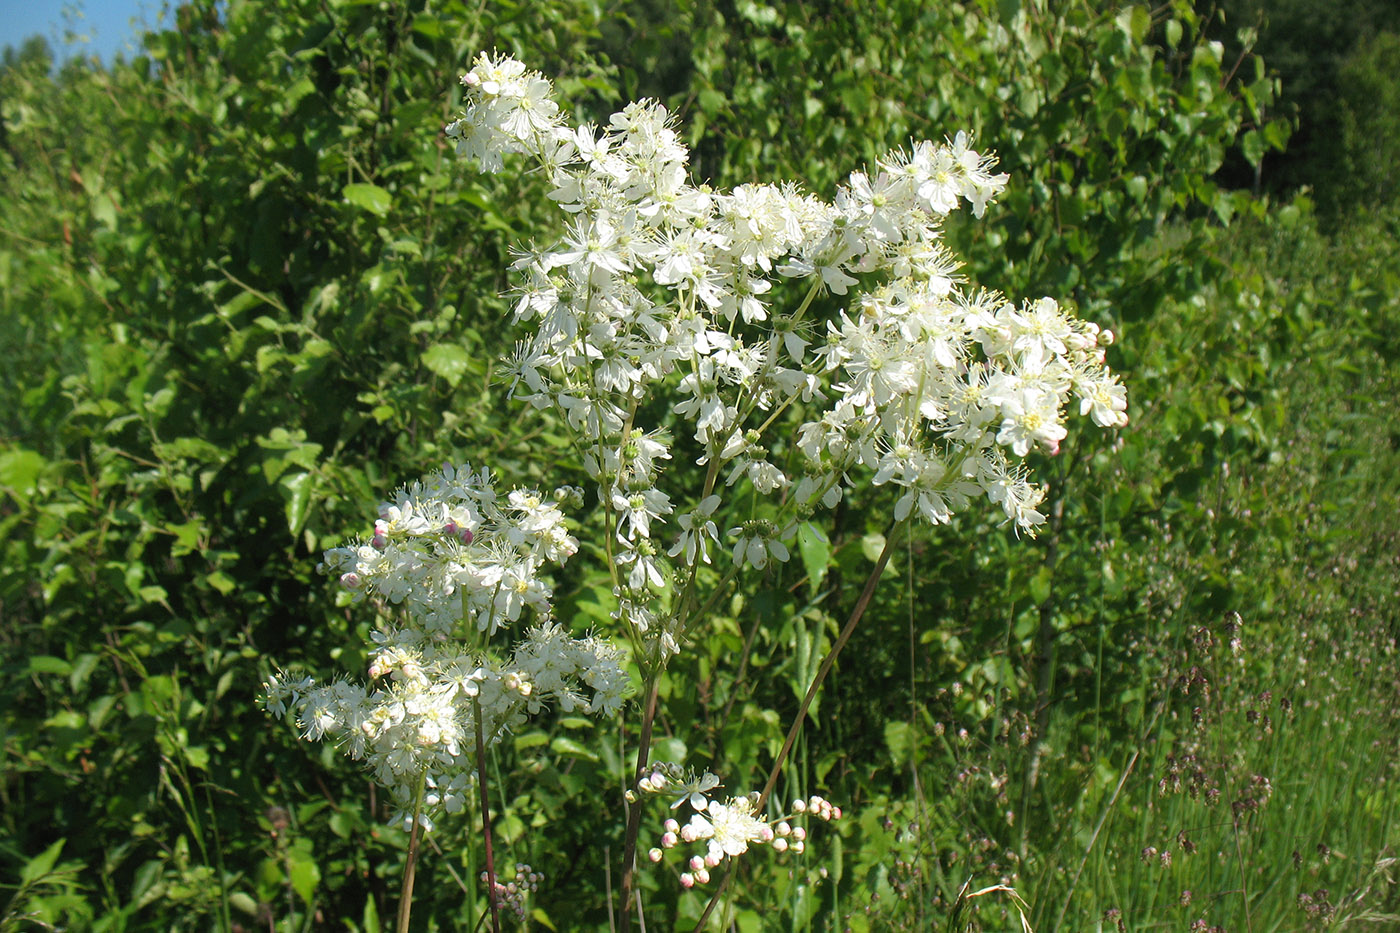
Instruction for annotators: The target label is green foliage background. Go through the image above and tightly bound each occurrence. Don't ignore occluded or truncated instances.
[2,1,1397,930]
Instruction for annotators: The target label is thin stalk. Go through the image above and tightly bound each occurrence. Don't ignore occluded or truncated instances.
[473,697,503,933]
[693,517,908,932]
[757,517,906,810]
[395,771,428,933]
[618,676,661,933]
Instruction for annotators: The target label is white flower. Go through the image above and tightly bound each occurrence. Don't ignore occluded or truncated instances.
[685,796,772,859]
[668,495,722,566]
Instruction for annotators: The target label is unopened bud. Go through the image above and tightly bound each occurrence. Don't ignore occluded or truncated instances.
[648,847,663,863]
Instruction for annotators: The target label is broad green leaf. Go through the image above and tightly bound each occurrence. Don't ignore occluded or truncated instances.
[0,448,46,505]
[550,736,599,761]
[29,656,72,676]
[422,343,472,387]
[287,850,320,906]
[342,183,392,217]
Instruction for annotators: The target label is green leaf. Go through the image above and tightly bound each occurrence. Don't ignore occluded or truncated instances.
[1241,129,1265,168]
[796,521,830,588]
[342,183,392,217]
[550,736,599,761]
[1164,18,1182,48]
[29,656,73,676]
[1029,567,1053,606]
[229,892,259,916]
[860,532,886,563]
[0,448,47,505]
[21,839,66,885]
[422,343,472,387]
[287,850,320,906]
[279,471,316,536]
[884,721,915,767]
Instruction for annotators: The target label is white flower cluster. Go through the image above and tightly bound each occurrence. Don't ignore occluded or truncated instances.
[317,462,578,637]
[264,464,628,829]
[635,764,841,887]
[447,52,1127,663]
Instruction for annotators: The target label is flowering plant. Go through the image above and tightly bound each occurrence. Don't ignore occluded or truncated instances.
[265,50,1126,932]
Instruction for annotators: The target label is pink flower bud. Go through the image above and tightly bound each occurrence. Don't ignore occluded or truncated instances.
[661,832,678,848]
[663,818,680,834]
[689,856,705,872]
[773,838,789,853]
[694,869,710,885]
[459,527,474,545]
[371,534,388,550]
[340,572,362,589]
[443,520,459,537]
[648,848,663,863]
[680,873,694,889]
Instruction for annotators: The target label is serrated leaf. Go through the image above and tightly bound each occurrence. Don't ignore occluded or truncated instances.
[343,183,392,217]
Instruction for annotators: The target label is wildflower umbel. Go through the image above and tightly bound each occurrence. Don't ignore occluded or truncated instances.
[636,765,843,887]
[263,464,628,829]
[447,51,1127,668]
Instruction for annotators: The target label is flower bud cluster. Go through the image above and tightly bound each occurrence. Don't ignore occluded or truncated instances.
[481,862,542,921]
[447,52,1127,666]
[264,464,627,828]
[636,763,841,886]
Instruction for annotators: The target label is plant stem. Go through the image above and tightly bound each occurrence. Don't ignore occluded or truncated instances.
[395,771,428,933]
[618,675,661,933]
[693,517,908,932]
[473,696,504,933]
[756,517,906,810]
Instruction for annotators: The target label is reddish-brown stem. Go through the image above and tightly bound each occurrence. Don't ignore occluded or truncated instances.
[473,698,503,933]
[395,773,427,933]
[693,519,907,932]
[618,676,661,933]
